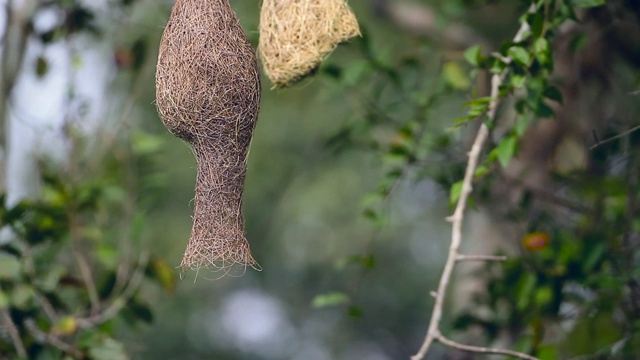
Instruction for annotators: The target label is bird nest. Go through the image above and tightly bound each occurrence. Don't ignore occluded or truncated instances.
[155,0,261,274]
[259,0,360,88]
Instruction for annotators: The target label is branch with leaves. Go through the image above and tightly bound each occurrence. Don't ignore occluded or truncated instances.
[411,6,541,360]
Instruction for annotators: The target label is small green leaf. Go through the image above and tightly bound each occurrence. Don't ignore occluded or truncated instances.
[508,46,531,67]
[361,192,385,208]
[534,101,555,118]
[543,85,563,104]
[321,63,342,79]
[527,11,545,38]
[361,254,376,269]
[533,38,551,64]
[474,165,489,178]
[145,256,176,294]
[571,0,605,8]
[88,337,129,360]
[511,74,527,88]
[363,208,378,221]
[312,292,350,308]
[516,273,536,311]
[126,298,154,324]
[534,286,553,307]
[36,56,49,78]
[0,290,8,309]
[132,132,164,155]
[347,305,363,318]
[536,345,559,360]
[342,59,371,86]
[495,136,518,168]
[0,254,21,279]
[449,181,463,206]
[464,45,482,66]
[443,61,471,90]
[96,244,118,268]
[515,116,529,137]
[11,285,35,309]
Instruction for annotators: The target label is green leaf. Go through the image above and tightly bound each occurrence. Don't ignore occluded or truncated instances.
[508,46,532,67]
[533,38,551,65]
[571,0,605,8]
[321,63,342,79]
[449,181,463,206]
[515,115,530,136]
[534,286,553,307]
[527,11,545,38]
[464,45,482,66]
[0,290,8,309]
[443,61,471,90]
[145,256,176,294]
[535,101,555,118]
[536,345,559,360]
[474,165,489,178]
[347,305,363,318]
[11,285,35,309]
[516,272,536,311]
[132,132,164,155]
[88,337,129,360]
[583,242,605,272]
[96,244,118,268]
[312,292,350,308]
[0,254,21,279]
[126,298,154,324]
[361,254,376,269]
[511,73,527,88]
[543,85,563,104]
[495,136,517,168]
[36,56,49,78]
[342,59,371,86]
[388,144,411,159]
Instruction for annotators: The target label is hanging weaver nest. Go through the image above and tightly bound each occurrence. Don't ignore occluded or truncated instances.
[259,0,360,88]
[155,0,260,273]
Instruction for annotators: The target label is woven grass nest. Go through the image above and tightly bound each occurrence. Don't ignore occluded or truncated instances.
[259,0,360,88]
[155,0,260,273]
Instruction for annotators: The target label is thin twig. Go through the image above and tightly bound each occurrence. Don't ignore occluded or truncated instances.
[590,124,640,150]
[25,318,83,358]
[77,251,150,329]
[34,292,59,323]
[1,308,27,357]
[456,254,507,262]
[435,331,540,360]
[72,247,100,315]
[411,6,539,360]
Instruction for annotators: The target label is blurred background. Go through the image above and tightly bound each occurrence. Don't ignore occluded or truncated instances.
[1,0,639,359]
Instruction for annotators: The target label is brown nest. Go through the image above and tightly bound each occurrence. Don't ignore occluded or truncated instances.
[259,0,360,88]
[155,0,261,273]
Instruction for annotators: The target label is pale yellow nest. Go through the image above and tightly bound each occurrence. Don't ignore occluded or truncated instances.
[259,0,360,88]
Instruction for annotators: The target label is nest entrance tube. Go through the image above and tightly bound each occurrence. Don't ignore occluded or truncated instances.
[155,0,260,273]
[259,0,360,88]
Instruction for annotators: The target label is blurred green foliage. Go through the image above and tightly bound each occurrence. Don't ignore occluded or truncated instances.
[0,129,175,359]
[2,0,639,359]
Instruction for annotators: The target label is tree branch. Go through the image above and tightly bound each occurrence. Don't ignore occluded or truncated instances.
[590,124,640,150]
[25,318,83,358]
[456,254,507,262]
[1,308,27,358]
[435,331,540,360]
[411,6,540,360]
[77,251,149,329]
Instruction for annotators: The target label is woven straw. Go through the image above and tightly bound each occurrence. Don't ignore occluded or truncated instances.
[155,0,260,273]
[259,0,360,88]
